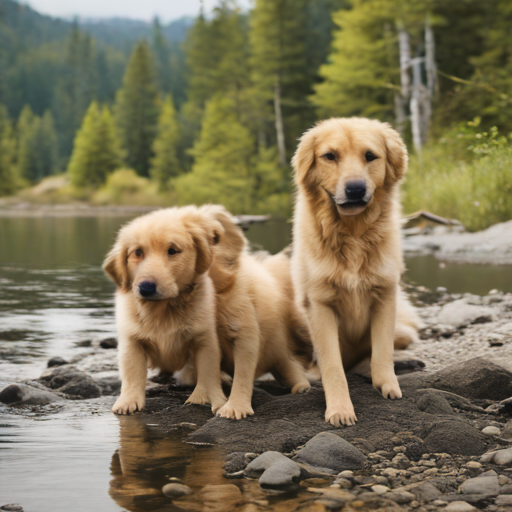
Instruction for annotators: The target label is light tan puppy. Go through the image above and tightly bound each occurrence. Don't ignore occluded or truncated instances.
[103,206,227,415]
[200,205,312,420]
[291,117,421,427]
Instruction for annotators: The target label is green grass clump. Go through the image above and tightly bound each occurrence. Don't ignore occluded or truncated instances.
[402,121,512,232]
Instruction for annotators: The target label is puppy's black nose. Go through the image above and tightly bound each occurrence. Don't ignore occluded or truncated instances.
[345,180,367,201]
[139,281,156,297]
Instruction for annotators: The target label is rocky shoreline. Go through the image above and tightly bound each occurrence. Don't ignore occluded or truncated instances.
[2,288,512,512]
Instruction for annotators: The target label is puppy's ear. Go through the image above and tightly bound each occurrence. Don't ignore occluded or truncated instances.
[190,218,225,275]
[383,123,408,185]
[103,243,129,290]
[292,128,316,184]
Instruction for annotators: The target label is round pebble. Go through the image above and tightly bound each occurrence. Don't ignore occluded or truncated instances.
[465,461,482,469]
[482,426,501,435]
[371,484,390,495]
[162,483,193,499]
[337,470,353,478]
[445,501,476,512]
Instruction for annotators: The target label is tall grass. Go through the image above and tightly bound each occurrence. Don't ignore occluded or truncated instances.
[402,121,512,232]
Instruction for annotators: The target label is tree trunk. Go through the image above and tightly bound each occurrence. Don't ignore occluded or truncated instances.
[410,57,423,154]
[398,25,410,99]
[274,75,286,167]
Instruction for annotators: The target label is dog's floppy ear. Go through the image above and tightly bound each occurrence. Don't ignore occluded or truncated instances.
[190,217,225,276]
[383,123,408,185]
[103,242,129,290]
[292,128,316,184]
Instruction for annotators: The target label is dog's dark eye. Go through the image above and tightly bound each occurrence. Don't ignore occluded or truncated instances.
[135,248,143,257]
[168,247,178,256]
[365,151,378,162]
[323,152,336,161]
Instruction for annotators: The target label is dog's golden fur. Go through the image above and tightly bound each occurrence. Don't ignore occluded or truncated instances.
[291,117,421,426]
[201,205,312,419]
[103,206,227,415]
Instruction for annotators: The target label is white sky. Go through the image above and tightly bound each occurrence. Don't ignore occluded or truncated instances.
[24,0,252,22]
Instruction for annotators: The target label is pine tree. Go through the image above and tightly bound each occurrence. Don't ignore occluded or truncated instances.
[68,102,122,187]
[115,40,160,176]
[249,0,310,165]
[150,95,181,189]
[173,96,255,213]
[0,105,19,196]
[17,106,58,181]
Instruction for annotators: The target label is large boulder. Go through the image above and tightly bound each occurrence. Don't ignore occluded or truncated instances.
[294,432,367,472]
[422,419,486,456]
[0,383,64,406]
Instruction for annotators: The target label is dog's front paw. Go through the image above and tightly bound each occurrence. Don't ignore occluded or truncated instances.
[291,381,311,394]
[216,400,254,420]
[325,404,357,427]
[185,387,210,406]
[112,394,145,415]
[210,393,227,414]
[373,374,402,399]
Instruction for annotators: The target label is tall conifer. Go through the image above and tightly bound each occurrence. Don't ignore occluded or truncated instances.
[115,41,160,176]
[68,102,122,187]
[0,105,19,196]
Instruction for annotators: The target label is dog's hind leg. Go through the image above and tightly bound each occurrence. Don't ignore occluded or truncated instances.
[274,357,311,394]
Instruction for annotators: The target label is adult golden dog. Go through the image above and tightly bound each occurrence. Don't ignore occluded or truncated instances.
[103,206,227,415]
[291,117,421,427]
[179,205,312,420]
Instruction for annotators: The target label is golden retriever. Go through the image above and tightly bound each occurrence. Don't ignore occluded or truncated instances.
[181,205,313,420]
[291,117,421,427]
[103,206,227,415]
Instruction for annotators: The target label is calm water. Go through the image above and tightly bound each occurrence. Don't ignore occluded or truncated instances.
[1,214,512,512]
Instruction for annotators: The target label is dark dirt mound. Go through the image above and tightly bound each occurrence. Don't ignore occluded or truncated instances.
[141,361,496,458]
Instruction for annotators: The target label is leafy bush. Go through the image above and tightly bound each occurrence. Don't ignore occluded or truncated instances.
[403,120,512,231]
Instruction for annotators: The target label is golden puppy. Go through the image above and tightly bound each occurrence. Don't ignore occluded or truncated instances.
[198,205,312,420]
[291,117,421,427]
[103,207,227,415]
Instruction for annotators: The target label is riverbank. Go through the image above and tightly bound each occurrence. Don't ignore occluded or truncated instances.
[2,288,512,511]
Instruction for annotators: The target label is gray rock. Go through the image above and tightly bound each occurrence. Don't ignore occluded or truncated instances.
[437,299,497,329]
[162,483,192,498]
[47,356,68,368]
[385,491,415,504]
[0,505,24,512]
[502,420,512,440]
[429,358,512,400]
[481,426,500,435]
[224,452,247,474]
[445,502,476,512]
[39,366,101,398]
[100,337,118,349]
[409,482,442,502]
[460,475,500,495]
[295,432,367,472]
[423,419,485,456]
[0,383,64,406]
[493,448,512,465]
[244,451,301,488]
[416,392,454,415]
[495,495,512,506]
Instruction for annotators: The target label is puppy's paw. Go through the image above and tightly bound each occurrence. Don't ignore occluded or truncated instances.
[291,381,311,394]
[210,393,228,414]
[112,394,145,415]
[373,374,402,399]
[216,400,254,420]
[325,404,357,427]
[185,387,210,406]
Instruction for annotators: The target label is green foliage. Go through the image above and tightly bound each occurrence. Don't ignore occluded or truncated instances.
[174,96,289,214]
[403,123,512,232]
[150,96,181,189]
[17,105,58,181]
[67,101,122,187]
[115,40,160,176]
[0,104,19,195]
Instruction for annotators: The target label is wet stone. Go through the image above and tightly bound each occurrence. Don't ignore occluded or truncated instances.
[0,505,24,512]
[162,483,193,498]
[39,366,101,399]
[100,337,117,349]
[47,356,68,368]
[244,451,301,489]
[445,501,477,512]
[0,383,64,406]
[295,432,367,472]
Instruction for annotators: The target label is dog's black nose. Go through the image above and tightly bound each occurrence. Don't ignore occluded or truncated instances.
[139,281,157,297]
[345,180,367,201]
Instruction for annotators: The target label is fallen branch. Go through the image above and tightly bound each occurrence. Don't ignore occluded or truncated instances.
[403,210,463,227]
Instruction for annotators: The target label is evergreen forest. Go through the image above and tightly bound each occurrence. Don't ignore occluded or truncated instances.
[1,0,512,230]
